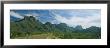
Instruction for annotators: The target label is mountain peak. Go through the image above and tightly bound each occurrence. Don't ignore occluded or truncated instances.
[23,16,35,21]
[75,25,83,30]
[14,16,36,22]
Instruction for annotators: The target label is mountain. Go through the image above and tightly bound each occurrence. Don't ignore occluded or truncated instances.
[74,25,83,32]
[10,16,101,33]
[84,26,101,32]
[75,25,83,30]
[10,16,101,39]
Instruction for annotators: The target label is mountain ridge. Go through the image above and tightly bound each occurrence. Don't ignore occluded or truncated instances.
[11,16,101,32]
[10,16,101,39]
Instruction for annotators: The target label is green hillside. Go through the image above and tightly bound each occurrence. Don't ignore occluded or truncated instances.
[10,16,101,39]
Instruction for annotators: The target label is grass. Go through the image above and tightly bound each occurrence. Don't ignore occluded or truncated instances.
[11,32,101,39]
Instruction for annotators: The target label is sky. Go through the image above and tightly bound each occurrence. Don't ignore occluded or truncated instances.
[10,9,101,29]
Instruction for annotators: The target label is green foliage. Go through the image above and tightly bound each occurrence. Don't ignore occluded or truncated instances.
[10,16,101,39]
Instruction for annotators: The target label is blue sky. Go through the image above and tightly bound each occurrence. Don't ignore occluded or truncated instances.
[10,9,101,28]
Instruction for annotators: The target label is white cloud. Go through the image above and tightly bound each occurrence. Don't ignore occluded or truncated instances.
[52,11,101,29]
[10,11,40,20]
[24,12,40,20]
[24,14,33,16]
[25,13,39,17]
[10,11,24,19]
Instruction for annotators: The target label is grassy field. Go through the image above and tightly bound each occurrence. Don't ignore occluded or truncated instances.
[11,32,101,39]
